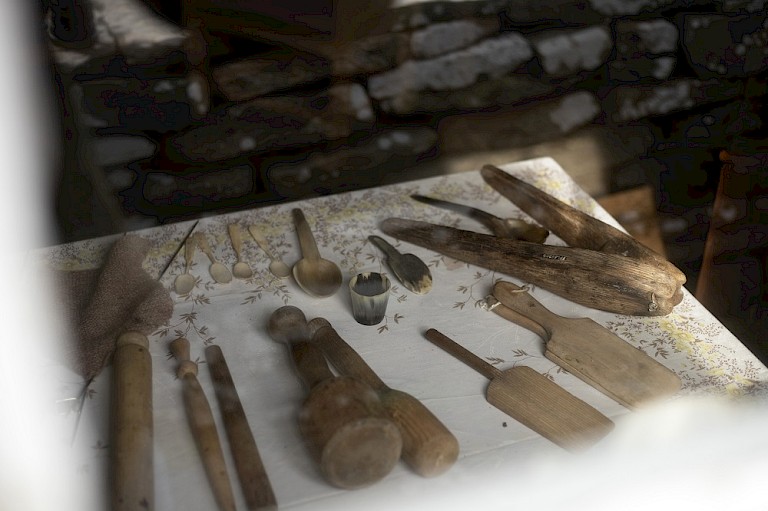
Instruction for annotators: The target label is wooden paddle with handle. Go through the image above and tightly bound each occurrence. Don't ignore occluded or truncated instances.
[111,331,154,511]
[308,317,459,477]
[170,338,236,511]
[205,345,277,511]
[489,281,682,409]
[267,306,402,489]
[423,329,614,451]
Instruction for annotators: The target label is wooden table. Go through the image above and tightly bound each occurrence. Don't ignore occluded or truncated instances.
[39,157,768,510]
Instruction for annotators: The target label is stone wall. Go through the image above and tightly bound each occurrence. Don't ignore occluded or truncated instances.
[48,0,767,234]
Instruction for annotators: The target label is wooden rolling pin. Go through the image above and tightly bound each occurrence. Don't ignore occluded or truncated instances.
[170,338,236,511]
[267,306,403,489]
[111,331,154,511]
[307,317,459,477]
[205,345,277,511]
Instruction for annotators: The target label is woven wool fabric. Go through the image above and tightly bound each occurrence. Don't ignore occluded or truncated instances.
[53,234,173,380]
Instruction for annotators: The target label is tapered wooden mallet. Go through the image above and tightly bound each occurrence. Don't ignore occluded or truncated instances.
[308,317,459,477]
[170,337,236,511]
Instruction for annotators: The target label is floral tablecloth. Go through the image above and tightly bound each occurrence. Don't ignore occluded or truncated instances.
[43,158,768,510]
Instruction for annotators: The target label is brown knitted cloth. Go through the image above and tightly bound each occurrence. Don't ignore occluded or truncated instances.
[53,234,174,380]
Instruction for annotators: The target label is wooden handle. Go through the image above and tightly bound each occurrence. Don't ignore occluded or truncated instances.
[247,225,277,260]
[184,237,196,273]
[368,235,401,262]
[310,318,459,478]
[194,232,217,263]
[424,329,502,381]
[267,306,335,389]
[227,224,244,259]
[411,194,499,227]
[171,338,236,511]
[307,317,386,390]
[206,345,277,511]
[292,208,321,260]
[290,342,336,390]
[491,282,559,342]
[484,294,550,341]
[111,331,154,511]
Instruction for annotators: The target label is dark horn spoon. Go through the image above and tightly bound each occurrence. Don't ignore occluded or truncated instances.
[368,235,432,294]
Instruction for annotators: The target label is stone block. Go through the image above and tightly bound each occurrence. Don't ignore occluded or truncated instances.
[438,91,600,152]
[609,56,677,82]
[589,0,678,16]
[212,49,330,101]
[605,78,744,123]
[496,0,604,25]
[616,19,679,54]
[531,26,612,77]
[266,127,438,197]
[170,83,374,162]
[89,135,157,167]
[389,1,508,30]
[410,19,498,59]
[77,77,197,132]
[331,33,412,77]
[50,0,186,73]
[682,13,768,78]
[377,73,554,115]
[722,0,768,12]
[142,164,255,204]
[368,33,532,99]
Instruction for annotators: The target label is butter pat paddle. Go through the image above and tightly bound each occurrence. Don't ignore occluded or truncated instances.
[424,329,613,451]
[489,280,681,409]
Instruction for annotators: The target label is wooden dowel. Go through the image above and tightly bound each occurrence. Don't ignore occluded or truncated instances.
[206,345,277,511]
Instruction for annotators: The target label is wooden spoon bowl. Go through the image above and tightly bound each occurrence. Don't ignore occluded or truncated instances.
[291,209,342,298]
[227,224,253,279]
[174,238,197,294]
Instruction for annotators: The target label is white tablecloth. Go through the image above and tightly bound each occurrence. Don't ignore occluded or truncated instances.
[41,158,768,510]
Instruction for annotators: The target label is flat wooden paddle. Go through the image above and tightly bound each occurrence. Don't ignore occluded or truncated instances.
[490,281,682,409]
[308,317,459,477]
[423,329,613,451]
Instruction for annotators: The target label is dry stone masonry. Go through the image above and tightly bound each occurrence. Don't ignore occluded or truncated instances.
[48,0,767,230]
